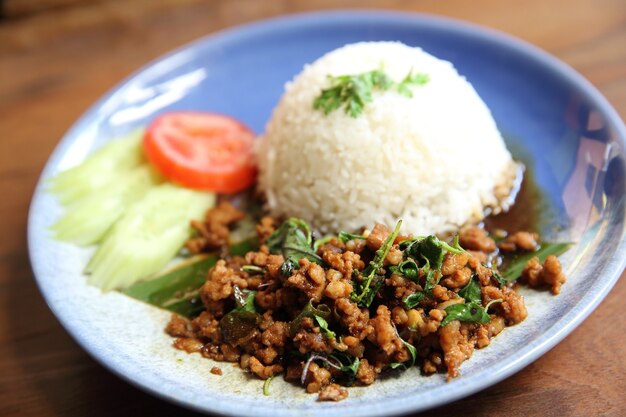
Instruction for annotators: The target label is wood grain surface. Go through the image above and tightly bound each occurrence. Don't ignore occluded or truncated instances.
[1,0,625,416]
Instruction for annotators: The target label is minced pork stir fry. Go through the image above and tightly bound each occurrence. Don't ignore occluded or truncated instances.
[166,203,566,401]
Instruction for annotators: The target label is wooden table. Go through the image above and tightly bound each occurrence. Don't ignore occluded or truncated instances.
[1,0,624,416]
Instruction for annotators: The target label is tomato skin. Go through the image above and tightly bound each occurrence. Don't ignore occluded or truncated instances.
[143,111,257,193]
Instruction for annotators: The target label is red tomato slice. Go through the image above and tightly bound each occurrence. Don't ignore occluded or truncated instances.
[144,111,257,193]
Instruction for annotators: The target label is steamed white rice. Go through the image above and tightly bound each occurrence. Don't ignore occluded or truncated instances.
[256,42,517,235]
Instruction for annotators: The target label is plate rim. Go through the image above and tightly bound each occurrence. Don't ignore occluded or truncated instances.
[27,9,626,417]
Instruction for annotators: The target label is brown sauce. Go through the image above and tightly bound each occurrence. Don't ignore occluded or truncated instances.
[484,169,543,233]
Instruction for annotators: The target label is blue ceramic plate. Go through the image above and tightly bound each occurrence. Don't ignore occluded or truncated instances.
[28,11,626,417]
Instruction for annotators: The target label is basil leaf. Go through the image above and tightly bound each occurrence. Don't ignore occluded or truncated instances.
[233,288,257,312]
[390,337,417,370]
[314,315,336,339]
[500,242,573,284]
[403,291,426,309]
[123,237,259,318]
[332,351,361,375]
[402,235,463,271]
[458,275,482,304]
[313,235,334,251]
[242,265,265,274]
[359,275,386,308]
[401,261,437,309]
[440,302,490,327]
[352,220,402,307]
[391,259,419,282]
[492,270,507,287]
[289,301,331,337]
[338,231,366,244]
[329,351,361,385]
[219,289,260,345]
[267,218,323,272]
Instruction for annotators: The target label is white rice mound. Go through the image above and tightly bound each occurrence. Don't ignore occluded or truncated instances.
[256,42,517,235]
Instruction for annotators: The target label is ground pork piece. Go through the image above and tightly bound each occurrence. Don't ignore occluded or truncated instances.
[256,346,280,365]
[341,335,365,358]
[335,298,372,340]
[261,321,289,349]
[482,285,503,304]
[431,284,458,302]
[356,358,377,385]
[318,383,349,401]
[368,305,404,356]
[248,356,283,379]
[467,250,489,264]
[262,253,285,280]
[441,252,471,276]
[490,315,506,336]
[391,306,409,326]
[255,288,283,310]
[322,250,365,279]
[210,366,222,376]
[475,324,491,348]
[186,201,245,253]
[323,269,353,299]
[191,311,222,344]
[385,247,403,266]
[173,337,204,353]
[499,286,528,325]
[476,315,506,348]
[542,256,566,294]
[256,216,276,244]
[293,318,334,355]
[366,223,390,251]
[385,274,420,300]
[284,364,304,381]
[431,284,449,302]
[201,260,248,302]
[422,352,444,374]
[473,261,494,286]
[317,238,346,255]
[441,267,472,289]
[244,250,268,267]
[521,256,542,287]
[345,238,367,254]
[499,231,539,252]
[412,309,444,337]
[304,362,332,393]
[459,227,496,253]
[438,320,474,379]
[285,259,327,302]
[201,343,225,361]
[165,314,194,338]
[220,343,241,362]
[522,256,566,295]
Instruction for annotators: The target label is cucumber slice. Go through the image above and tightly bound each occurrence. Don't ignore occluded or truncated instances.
[50,165,162,245]
[85,183,215,290]
[49,129,145,205]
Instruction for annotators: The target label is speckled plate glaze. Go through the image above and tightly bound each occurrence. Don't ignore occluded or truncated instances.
[28,11,626,417]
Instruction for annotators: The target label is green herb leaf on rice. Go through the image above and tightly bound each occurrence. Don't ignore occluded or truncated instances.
[314,68,429,117]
